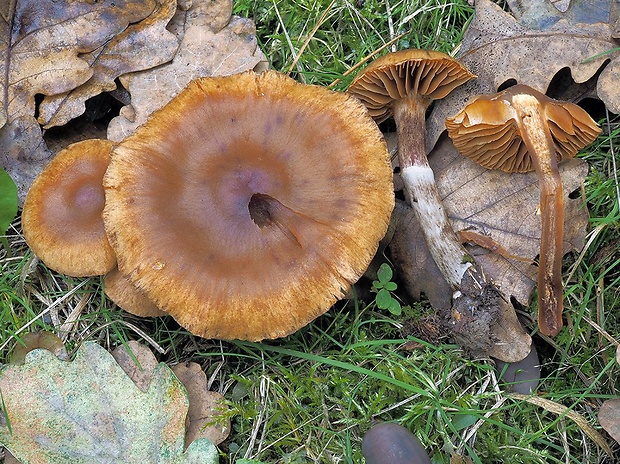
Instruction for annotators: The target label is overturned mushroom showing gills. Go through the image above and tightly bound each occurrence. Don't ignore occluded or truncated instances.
[446,84,601,336]
[347,49,476,289]
[22,139,116,277]
[103,70,394,341]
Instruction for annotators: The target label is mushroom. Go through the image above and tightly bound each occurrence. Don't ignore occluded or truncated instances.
[445,84,601,336]
[104,268,167,317]
[347,49,476,289]
[103,70,394,341]
[22,139,116,277]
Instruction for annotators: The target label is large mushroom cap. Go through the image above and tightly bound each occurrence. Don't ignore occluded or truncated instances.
[446,84,601,173]
[348,49,476,123]
[22,139,116,277]
[103,70,394,341]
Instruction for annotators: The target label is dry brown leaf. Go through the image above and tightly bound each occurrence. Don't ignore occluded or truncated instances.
[9,331,67,365]
[112,340,160,392]
[38,0,180,129]
[597,57,620,113]
[0,0,156,202]
[112,342,230,447]
[599,398,620,444]
[107,0,267,141]
[0,116,51,203]
[172,362,231,447]
[433,136,588,306]
[0,0,155,127]
[428,0,619,148]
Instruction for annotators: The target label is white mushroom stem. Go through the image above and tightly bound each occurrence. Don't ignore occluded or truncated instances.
[393,99,472,289]
[512,93,564,336]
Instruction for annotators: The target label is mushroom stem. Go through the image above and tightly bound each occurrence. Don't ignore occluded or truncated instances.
[393,99,472,289]
[512,93,564,336]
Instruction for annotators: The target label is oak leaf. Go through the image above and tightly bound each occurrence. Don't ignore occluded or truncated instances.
[112,340,160,392]
[107,0,267,141]
[37,0,180,129]
[0,342,219,464]
[0,0,157,202]
[113,342,231,446]
[172,362,231,447]
[390,134,589,361]
[599,398,620,444]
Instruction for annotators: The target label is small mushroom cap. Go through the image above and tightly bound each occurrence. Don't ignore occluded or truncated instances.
[347,49,476,123]
[446,84,601,172]
[103,70,394,341]
[22,139,116,277]
[104,268,167,318]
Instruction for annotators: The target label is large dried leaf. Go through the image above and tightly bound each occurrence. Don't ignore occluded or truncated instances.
[0,342,219,464]
[0,0,157,202]
[112,340,160,392]
[428,0,620,148]
[38,0,180,129]
[113,342,230,446]
[0,0,155,127]
[0,116,51,203]
[394,134,588,308]
[107,0,267,141]
[172,363,231,446]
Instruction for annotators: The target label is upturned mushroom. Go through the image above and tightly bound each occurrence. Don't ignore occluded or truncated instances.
[445,84,601,336]
[103,70,394,341]
[22,139,116,277]
[347,49,476,289]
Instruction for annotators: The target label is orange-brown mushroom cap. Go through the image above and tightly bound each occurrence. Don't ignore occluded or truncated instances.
[103,70,394,341]
[347,49,476,124]
[104,268,167,318]
[445,85,601,172]
[22,139,116,277]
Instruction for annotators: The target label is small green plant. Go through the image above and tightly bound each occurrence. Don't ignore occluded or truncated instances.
[372,263,402,316]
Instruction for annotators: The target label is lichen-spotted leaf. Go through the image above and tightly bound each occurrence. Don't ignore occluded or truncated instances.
[0,342,219,464]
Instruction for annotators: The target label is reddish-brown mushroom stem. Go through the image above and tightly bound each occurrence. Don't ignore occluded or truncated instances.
[512,93,564,335]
